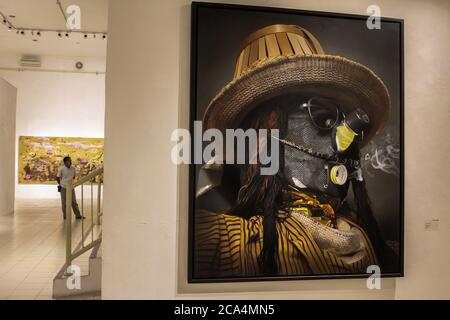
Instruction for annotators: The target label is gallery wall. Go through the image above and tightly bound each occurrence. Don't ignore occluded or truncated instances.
[0,77,17,215]
[103,0,450,299]
[0,55,106,199]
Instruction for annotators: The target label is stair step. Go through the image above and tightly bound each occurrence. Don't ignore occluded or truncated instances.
[53,242,102,298]
[56,291,101,300]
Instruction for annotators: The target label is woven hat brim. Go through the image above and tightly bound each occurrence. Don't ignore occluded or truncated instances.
[203,55,391,146]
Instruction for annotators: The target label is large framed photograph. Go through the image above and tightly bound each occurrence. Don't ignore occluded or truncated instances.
[188,2,404,282]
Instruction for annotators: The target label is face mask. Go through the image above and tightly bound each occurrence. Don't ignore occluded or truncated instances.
[332,108,370,153]
[282,98,369,200]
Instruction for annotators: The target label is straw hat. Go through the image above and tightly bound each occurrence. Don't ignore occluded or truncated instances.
[203,24,390,145]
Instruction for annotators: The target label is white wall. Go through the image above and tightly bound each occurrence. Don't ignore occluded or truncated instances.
[0,77,17,215]
[0,55,106,199]
[103,0,450,299]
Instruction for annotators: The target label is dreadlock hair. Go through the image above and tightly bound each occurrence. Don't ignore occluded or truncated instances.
[232,104,287,275]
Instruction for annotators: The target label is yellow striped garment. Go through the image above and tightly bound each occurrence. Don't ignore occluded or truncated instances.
[194,209,378,278]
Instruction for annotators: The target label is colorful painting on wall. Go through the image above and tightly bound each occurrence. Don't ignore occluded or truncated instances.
[18,136,104,185]
[188,3,404,282]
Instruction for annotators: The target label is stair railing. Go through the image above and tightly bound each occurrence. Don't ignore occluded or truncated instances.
[65,167,104,269]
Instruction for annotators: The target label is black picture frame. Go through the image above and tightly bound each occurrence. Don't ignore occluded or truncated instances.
[188,1,404,283]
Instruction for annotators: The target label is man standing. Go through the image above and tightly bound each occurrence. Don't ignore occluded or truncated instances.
[56,156,84,220]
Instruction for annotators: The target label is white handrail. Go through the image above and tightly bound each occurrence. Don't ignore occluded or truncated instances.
[65,167,104,269]
[73,167,104,187]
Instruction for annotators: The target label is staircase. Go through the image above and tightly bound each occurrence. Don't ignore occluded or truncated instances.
[53,242,102,299]
[52,167,104,299]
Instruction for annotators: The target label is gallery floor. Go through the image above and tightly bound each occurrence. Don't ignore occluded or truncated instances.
[0,199,93,300]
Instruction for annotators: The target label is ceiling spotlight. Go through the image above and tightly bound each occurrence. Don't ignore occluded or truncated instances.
[37,31,41,36]
[20,30,25,35]
[58,32,62,37]
[65,32,69,38]
[2,19,6,24]
[102,34,106,39]
[8,26,12,31]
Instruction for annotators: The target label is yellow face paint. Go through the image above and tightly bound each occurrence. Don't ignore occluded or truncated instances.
[335,122,358,152]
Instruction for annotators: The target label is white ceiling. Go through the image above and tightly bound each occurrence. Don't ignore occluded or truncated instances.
[0,0,108,58]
